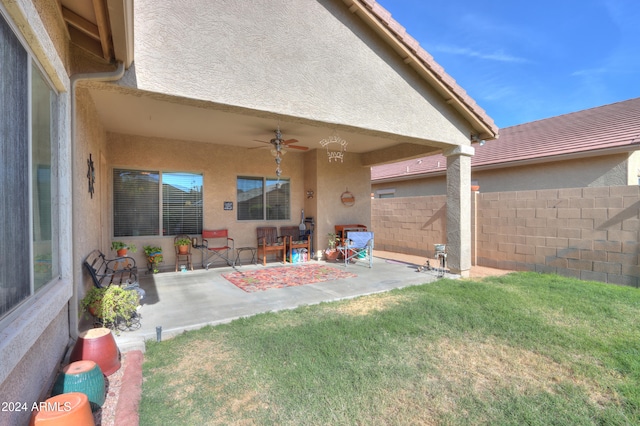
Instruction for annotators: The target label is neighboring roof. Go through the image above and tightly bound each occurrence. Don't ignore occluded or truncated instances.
[347,0,498,140]
[372,97,640,182]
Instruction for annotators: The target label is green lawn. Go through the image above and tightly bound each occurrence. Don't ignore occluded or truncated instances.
[140,272,640,425]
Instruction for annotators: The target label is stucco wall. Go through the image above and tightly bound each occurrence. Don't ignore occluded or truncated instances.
[373,153,635,196]
[372,186,640,286]
[105,133,371,266]
[131,0,470,146]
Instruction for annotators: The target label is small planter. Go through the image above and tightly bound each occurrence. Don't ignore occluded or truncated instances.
[178,245,189,254]
[325,250,340,261]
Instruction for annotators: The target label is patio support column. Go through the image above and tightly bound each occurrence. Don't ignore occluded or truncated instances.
[443,145,474,277]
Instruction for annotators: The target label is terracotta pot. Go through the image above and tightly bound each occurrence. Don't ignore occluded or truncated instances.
[471,185,480,191]
[116,248,127,257]
[29,392,94,426]
[52,360,105,412]
[70,328,121,376]
[178,245,189,254]
[325,250,339,261]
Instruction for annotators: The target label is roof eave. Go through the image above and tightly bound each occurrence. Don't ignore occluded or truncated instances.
[344,0,498,140]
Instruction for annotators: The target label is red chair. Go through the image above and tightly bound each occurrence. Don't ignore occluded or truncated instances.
[200,229,234,269]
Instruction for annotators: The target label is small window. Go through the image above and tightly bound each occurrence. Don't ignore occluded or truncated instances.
[237,177,290,221]
[376,188,395,199]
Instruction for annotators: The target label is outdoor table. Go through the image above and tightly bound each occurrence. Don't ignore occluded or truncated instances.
[235,247,257,266]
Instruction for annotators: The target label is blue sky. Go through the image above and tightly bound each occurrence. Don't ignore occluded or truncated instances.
[376,0,640,128]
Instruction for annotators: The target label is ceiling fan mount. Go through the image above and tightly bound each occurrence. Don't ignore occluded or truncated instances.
[251,126,307,177]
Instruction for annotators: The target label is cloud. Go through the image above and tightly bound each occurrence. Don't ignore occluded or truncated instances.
[431,44,530,63]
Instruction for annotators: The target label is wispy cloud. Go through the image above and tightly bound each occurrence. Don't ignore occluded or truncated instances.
[432,44,530,64]
[571,68,608,77]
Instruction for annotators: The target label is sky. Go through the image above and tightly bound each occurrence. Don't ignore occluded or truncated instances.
[375,0,640,129]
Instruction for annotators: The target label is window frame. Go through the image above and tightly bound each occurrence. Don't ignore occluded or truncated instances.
[236,176,291,221]
[112,168,204,238]
[0,8,60,322]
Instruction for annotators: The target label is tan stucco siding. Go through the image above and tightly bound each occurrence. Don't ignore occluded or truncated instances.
[372,153,635,196]
[131,0,471,146]
[628,151,640,185]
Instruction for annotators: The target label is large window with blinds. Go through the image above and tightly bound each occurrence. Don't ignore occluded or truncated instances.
[1,12,58,320]
[113,169,203,237]
[237,177,290,221]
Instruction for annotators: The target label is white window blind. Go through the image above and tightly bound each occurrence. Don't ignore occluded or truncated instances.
[162,172,203,235]
[237,177,290,221]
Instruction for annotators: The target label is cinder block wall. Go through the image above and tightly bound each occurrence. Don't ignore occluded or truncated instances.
[371,185,640,286]
[371,195,447,258]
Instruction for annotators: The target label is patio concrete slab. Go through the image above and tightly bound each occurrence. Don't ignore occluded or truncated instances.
[114,254,448,352]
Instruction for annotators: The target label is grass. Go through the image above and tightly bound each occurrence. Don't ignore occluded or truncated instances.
[140,272,640,425]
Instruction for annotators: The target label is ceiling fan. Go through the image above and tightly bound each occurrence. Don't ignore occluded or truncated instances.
[251,127,308,151]
[251,127,307,177]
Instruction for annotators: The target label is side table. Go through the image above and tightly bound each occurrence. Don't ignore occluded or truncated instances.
[235,247,257,266]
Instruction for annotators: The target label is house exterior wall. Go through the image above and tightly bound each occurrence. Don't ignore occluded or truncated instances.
[372,185,640,287]
[130,0,470,146]
[0,1,73,422]
[103,133,372,267]
[373,153,635,197]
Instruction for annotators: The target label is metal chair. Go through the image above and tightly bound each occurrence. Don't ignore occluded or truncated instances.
[337,231,374,268]
[174,234,193,272]
[198,229,235,269]
[257,227,286,266]
[280,226,311,263]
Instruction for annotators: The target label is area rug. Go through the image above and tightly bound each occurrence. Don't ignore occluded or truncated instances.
[222,264,357,293]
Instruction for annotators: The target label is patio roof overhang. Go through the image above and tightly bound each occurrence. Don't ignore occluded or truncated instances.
[84,82,445,167]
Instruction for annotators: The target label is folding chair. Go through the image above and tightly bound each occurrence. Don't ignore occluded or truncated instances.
[199,229,235,269]
[337,231,374,268]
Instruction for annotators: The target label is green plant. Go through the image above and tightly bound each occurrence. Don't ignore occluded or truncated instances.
[174,238,192,247]
[144,245,163,274]
[111,241,137,253]
[326,233,338,250]
[143,245,162,256]
[81,285,139,327]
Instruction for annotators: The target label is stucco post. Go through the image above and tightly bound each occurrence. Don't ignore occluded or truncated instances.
[443,145,474,277]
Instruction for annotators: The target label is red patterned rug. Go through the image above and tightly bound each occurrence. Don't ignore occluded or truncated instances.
[222,264,357,293]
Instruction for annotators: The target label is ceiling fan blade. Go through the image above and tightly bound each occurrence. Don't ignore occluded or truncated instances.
[287,145,309,151]
[282,139,299,144]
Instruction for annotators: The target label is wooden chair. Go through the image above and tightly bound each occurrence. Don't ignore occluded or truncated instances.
[174,234,193,272]
[256,227,286,266]
[280,226,311,263]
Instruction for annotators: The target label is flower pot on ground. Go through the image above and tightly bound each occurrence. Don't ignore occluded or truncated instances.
[111,241,137,257]
[324,232,339,261]
[81,285,139,330]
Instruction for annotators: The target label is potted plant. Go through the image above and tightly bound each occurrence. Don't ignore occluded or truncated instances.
[81,285,139,330]
[143,245,163,274]
[324,232,340,261]
[174,238,192,254]
[111,241,137,257]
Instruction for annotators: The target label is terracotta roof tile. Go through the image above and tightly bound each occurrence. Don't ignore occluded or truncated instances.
[372,97,640,181]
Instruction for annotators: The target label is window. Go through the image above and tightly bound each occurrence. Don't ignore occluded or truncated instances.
[237,177,290,221]
[113,169,203,237]
[1,13,58,319]
[376,189,396,199]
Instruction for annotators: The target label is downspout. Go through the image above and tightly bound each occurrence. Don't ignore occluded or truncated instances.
[68,62,125,340]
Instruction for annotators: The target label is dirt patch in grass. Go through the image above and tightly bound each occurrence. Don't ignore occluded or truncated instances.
[426,336,621,407]
[152,337,268,423]
[328,293,410,316]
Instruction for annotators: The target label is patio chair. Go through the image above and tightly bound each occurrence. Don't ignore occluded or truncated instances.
[174,234,193,272]
[280,226,311,263]
[199,229,235,269]
[336,231,374,268]
[257,227,286,266]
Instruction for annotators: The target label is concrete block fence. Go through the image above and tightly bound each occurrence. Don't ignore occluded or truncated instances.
[372,185,640,287]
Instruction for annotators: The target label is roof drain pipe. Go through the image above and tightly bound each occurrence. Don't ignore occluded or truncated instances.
[68,61,125,342]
